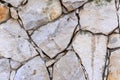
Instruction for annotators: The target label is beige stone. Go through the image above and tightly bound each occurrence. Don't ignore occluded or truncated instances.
[10,7,18,19]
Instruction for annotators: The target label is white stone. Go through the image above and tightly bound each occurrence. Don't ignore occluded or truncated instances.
[18,0,62,30]
[14,56,50,80]
[32,12,78,58]
[3,0,24,7]
[0,58,10,80]
[79,0,118,35]
[10,70,16,80]
[53,51,86,80]
[46,59,56,67]
[72,31,107,80]
[10,7,18,19]
[10,60,21,69]
[0,19,38,62]
[108,34,120,48]
[108,49,120,80]
[61,0,87,11]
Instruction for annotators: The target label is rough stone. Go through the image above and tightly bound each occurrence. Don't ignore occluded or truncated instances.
[0,3,9,24]
[10,70,16,80]
[14,56,50,80]
[79,0,118,35]
[108,49,120,80]
[10,60,22,69]
[18,0,62,30]
[108,34,120,48]
[72,31,107,80]
[32,12,78,58]
[0,58,10,80]
[10,7,18,19]
[3,0,24,7]
[53,51,86,80]
[61,0,87,12]
[0,19,38,62]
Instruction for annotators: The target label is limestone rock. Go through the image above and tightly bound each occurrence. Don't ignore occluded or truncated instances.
[72,31,107,80]
[18,0,62,30]
[3,0,24,7]
[0,58,10,80]
[10,60,21,69]
[0,3,9,24]
[32,12,78,58]
[14,56,50,80]
[53,51,86,80]
[61,0,87,12]
[79,0,118,35]
[108,34,120,48]
[0,19,38,62]
[108,49,120,80]
[10,7,18,19]
[10,70,16,80]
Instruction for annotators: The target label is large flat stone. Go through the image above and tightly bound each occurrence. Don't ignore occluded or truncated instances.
[72,31,107,80]
[108,49,120,80]
[14,56,50,80]
[53,51,86,80]
[18,0,62,30]
[79,0,118,35]
[0,58,10,80]
[32,12,78,58]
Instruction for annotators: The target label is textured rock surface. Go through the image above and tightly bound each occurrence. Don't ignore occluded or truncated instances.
[79,0,118,35]
[0,3,9,23]
[14,56,50,80]
[32,12,78,58]
[72,31,107,80]
[108,49,120,80]
[18,0,62,30]
[53,51,86,80]
[61,0,87,11]
[0,58,10,80]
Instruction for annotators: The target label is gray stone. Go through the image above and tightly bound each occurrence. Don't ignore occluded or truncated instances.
[14,56,50,80]
[53,51,86,80]
[32,12,78,58]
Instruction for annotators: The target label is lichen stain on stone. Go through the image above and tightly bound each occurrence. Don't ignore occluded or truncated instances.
[0,5,9,23]
[33,69,37,75]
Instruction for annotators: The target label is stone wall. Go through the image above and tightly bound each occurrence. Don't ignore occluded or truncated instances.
[0,0,119,80]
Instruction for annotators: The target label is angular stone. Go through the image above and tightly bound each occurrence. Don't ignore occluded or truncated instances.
[14,56,50,80]
[0,3,9,23]
[0,58,10,80]
[79,0,118,35]
[108,34,120,48]
[53,51,86,80]
[72,31,107,80]
[3,0,24,7]
[10,70,16,80]
[108,49,120,80]
[61,0,87,12]
[32,12,78,58]
[10,7,18,19]
[0,19,38,62]
[10,60,21,69]
[18,0,62,30]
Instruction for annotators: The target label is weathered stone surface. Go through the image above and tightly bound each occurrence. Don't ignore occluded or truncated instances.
[32,12,78,58]
[14,56,50,80]
[61,0,87,12]
[108,49,120,80]
[18,0,62,30]
[0,3,9,23]
[3,0,24,7]
[10,70,16,80]
[108,34,120,48]
[53,51,86,80]
[10,60,21,69]
[0,19,38,62]
[72,31,107,80]
[0,58,10,80]
[79,0,118,35]
[10,7,18,19]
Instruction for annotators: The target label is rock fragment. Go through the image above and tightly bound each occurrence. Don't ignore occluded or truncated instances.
[0,58,10,80]
[72,31,107,80]
[10,7,18,19]
[53,51,86,80]
[108,49,120,80]
[0,3,9,24]
[14,56,50,80]
[32,12,78,58]
[61,0,87,12]
[10,60,21,69]
[79,0,118,35]
[18,0,62,30]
